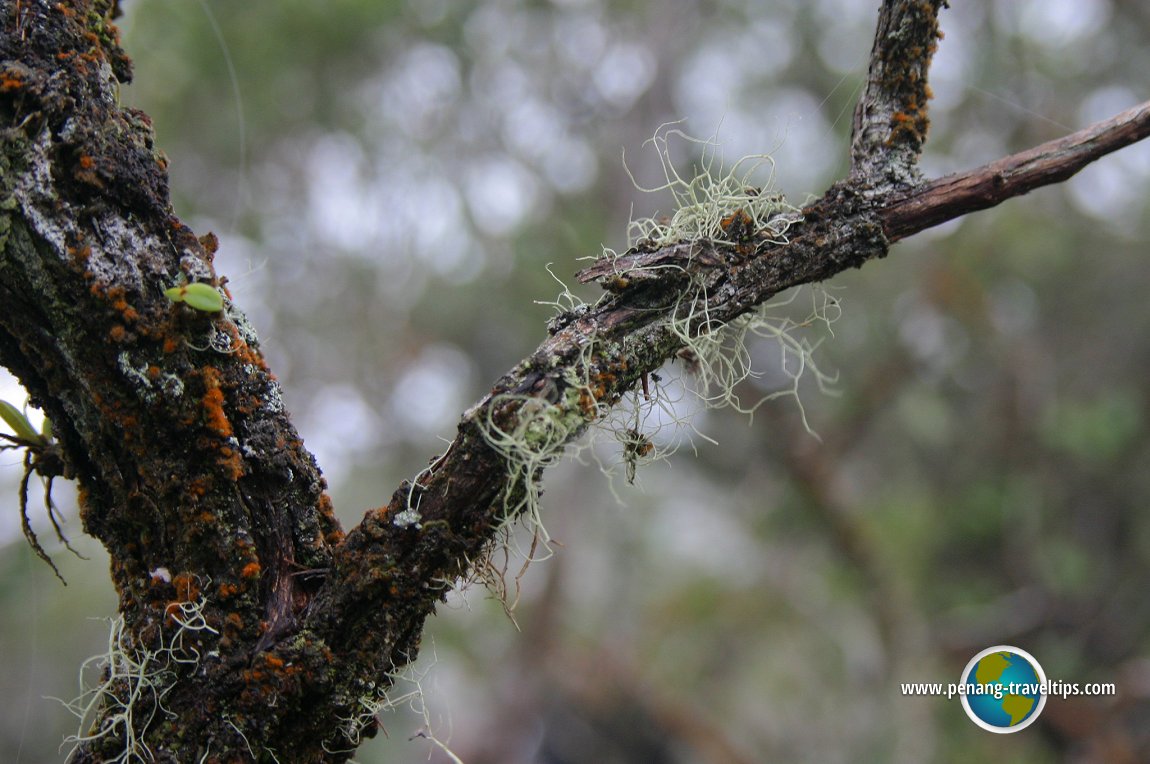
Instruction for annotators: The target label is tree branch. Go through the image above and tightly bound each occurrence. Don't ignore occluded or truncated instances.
[880,100,1150,241]
[4,0,1150,761]
[850,0,947,188]
[319,93,1150,712]
[2,2,341,758]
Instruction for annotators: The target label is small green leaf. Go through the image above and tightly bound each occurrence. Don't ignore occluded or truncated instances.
[0,399,46,445]
[165,282,224,313]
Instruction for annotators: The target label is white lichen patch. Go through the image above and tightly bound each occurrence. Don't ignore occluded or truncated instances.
[117,351,185,404]
[225,300,262,348]
[9,127,197,315]
[11,130,70,254]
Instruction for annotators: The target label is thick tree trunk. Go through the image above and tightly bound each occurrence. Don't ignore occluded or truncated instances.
[2,1,1148,761]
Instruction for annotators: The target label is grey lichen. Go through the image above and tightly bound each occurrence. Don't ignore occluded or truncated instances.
[116,352,184,404]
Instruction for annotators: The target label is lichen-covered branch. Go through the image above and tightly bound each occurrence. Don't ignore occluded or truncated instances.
[2,1,342,759]
[850,0,947,189]
[3,0,1150,762]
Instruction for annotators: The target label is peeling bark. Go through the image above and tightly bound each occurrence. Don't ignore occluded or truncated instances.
[2,1,1149,761]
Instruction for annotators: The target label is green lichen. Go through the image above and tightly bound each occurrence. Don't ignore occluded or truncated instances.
[325,646,462,762]
[477,384,590,548]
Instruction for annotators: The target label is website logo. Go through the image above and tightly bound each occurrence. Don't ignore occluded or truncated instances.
[958,645,1047,733]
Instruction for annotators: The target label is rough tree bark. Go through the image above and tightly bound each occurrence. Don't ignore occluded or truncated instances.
[1,0,1148,761]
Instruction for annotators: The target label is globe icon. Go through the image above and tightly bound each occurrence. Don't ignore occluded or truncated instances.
[960,646,1047,733]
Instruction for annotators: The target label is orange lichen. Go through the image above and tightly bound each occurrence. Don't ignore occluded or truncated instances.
[719,208,755,242]
[224,612,243,629]
[112,296,139,322]
[73,154,103,187]
[577,387,597,417]
[889,108,927,145]
[188,476,210,497]
[173,573,200,602]
[218,582,240,600]
[162,336,180,353]
[589,369,618,402]
[235,343,269,371]
[108,324,127,342]
[164,601,183,624]
[241,561,261,579]
[199,232,219,256]
[201,374,233,438]
[217,445,244,480]
[234,392,262,416]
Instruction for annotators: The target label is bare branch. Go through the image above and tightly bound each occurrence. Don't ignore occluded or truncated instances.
[881,100,1150,241]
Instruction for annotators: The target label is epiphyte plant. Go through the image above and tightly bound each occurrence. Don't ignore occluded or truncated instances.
[1,397,77,581]
[164,281,225,313]
[0,397,49,447]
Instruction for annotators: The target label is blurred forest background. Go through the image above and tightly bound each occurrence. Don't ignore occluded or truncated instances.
[4,0,1150,761]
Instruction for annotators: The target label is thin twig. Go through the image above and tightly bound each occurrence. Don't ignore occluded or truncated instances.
[881,100,1150,240]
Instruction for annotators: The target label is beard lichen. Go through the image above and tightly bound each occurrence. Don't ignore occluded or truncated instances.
[324,643,462,764]
[607,122,803,258]
[666,282,841,431]
[475,366,595,554]
[57,594,218,763]
[466,124,839,600]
